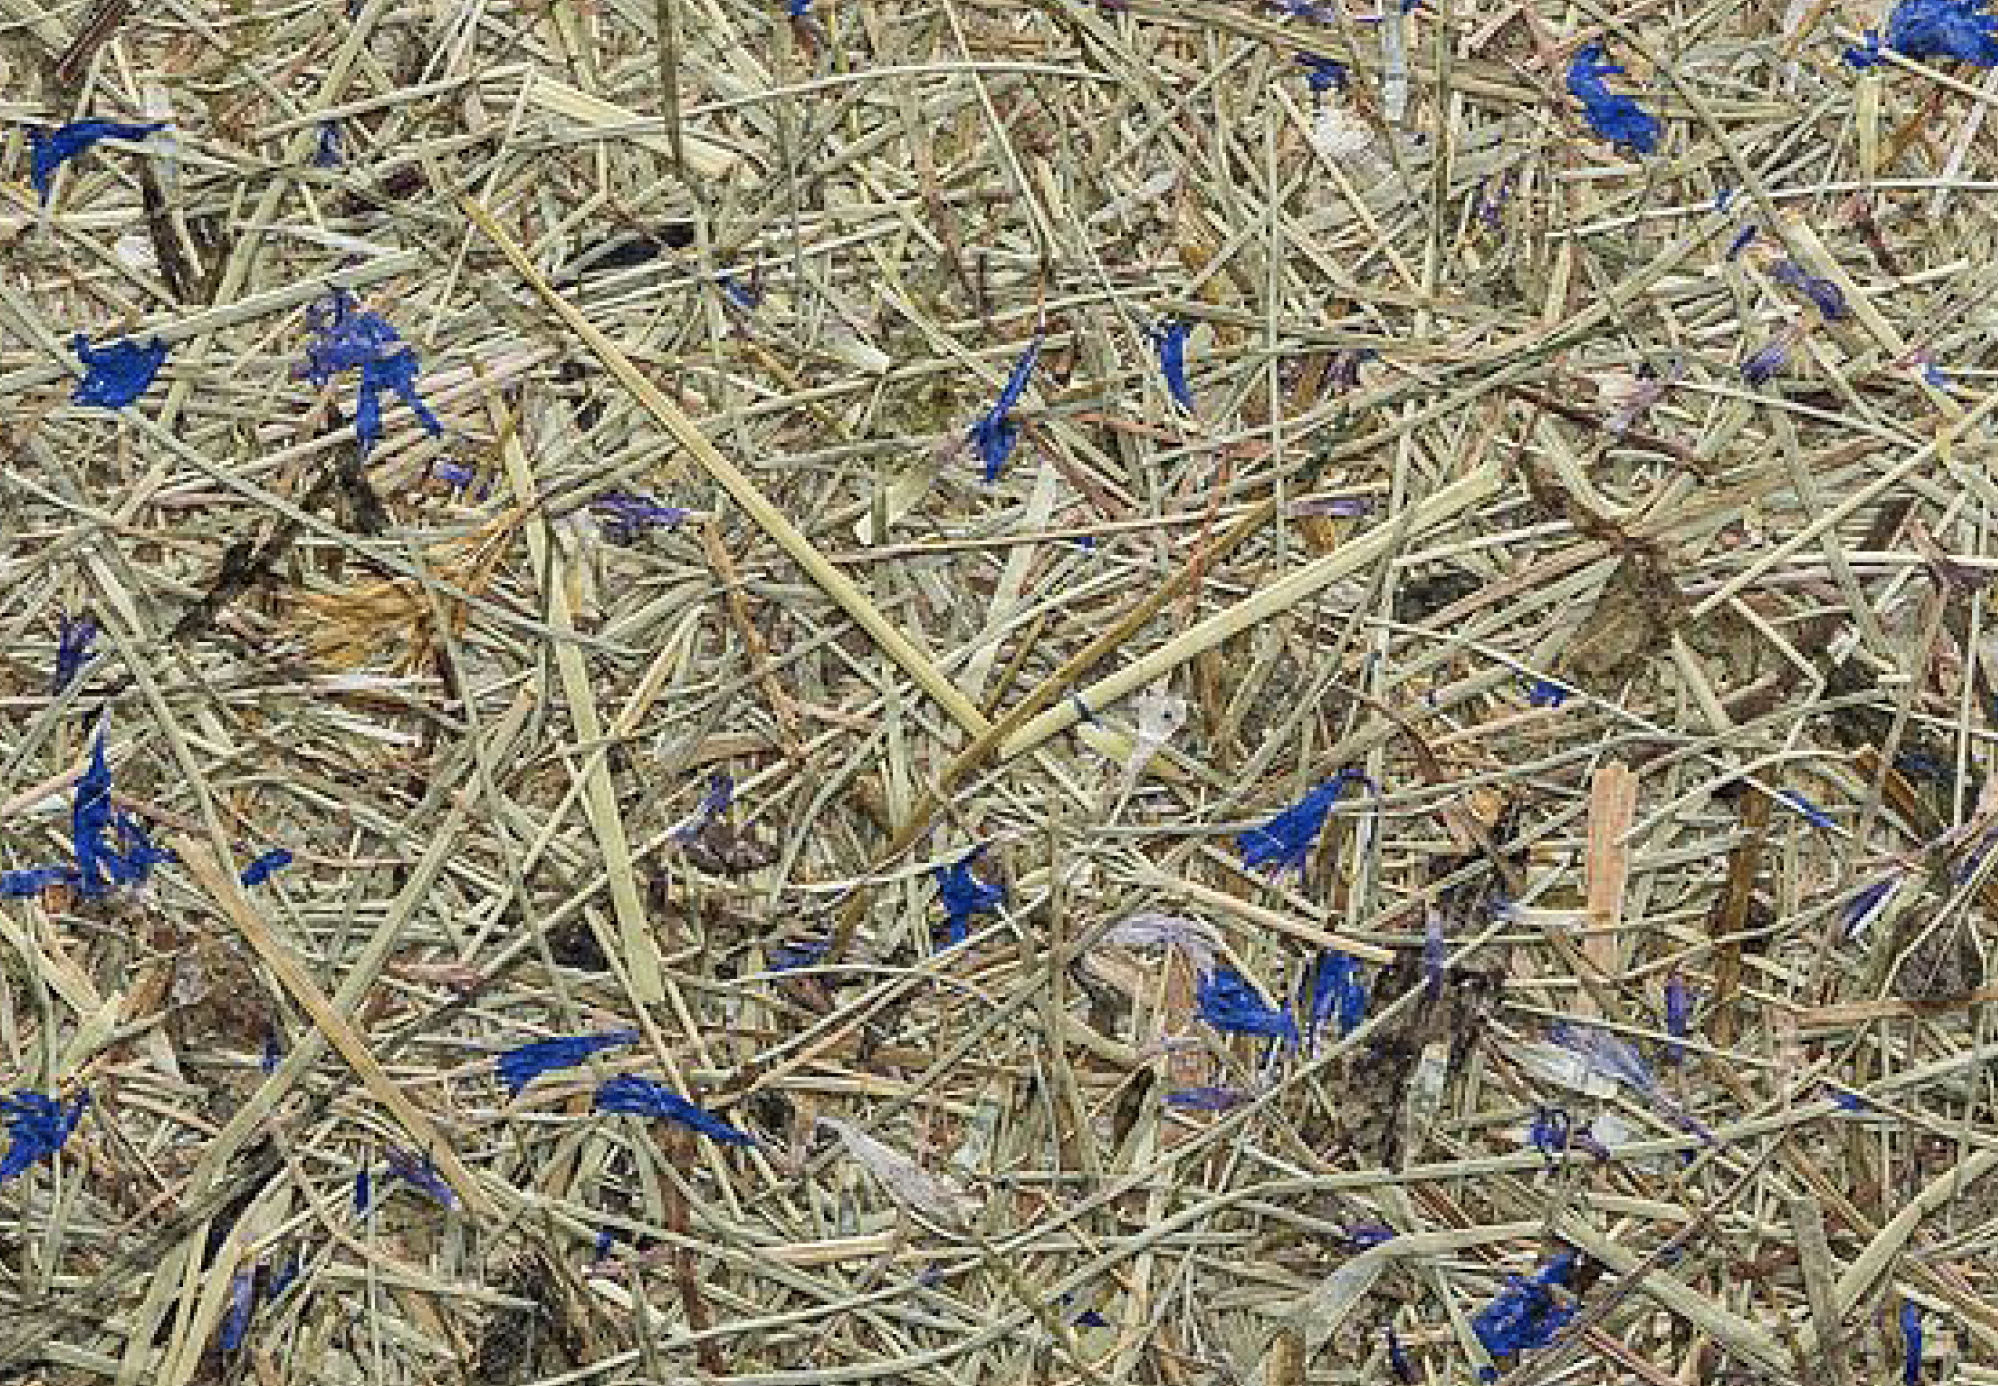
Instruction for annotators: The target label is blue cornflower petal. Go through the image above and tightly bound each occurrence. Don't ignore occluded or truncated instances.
[1845,877,1898,934]
[53,614,96,695]
[1165,1085,1250,1111]
[219,1270,257,1352]
[1845,31,1887,67]
[933,846,1005,945]
[1567,45,1626,91]
[1579,93,1661,152]
[594,1075,754,1145]
[1156,319,1195,410]
[361,349,444,448]
[1,866,78,898]
[1803,279,1846,320]
[992,341,1041,420]
[970,412,1020,481]
[71,733,119,898]
[301,291,397,380]
[1901,1300,1924,1383]
[354,1164,372,1215]
[1583,93,1659,150]
[1424,916,1447,998]
[224,1270,263,1347]
[0,1090,87,1183]
[1528,1106,1571,1160]
[590,489,688,542]
[767,936,832,971]
[240,849,294,887]
[1780,789,1834,828]
[1769,259,1846,319]
[668,771,736,844]
[1302,951,1369,1037]
[1663,974,1695,1063]
[1885,0,1998,66]
[1565,44,1661,154]
[1549,1021,1657,1094]
[1386,1325,1415,1382]
[301,292,442,454]
[1528,678,1570,708]
[1196,966,1299,1041]
[1895,752,1947,780]
[1961,824,1998,881]
[262,1028,284,1075]
[1298,55,1347,93]
[72,335,168,408]
[29,119,166,202]
[383,1147,456,1208]
[1236,770,1363,874]
[353,376,385,453]
[1472,1252,1578,1363]
[267,1258,300,1298]
[1053,1290,1109,1327]
[694,772,734,818]
[497,1030,641,1097]
[1742,340,1789,385]
[115,813,174,885]
[1725,225,1759,260]
[315,121,342,166]
[971,338,1041,482]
